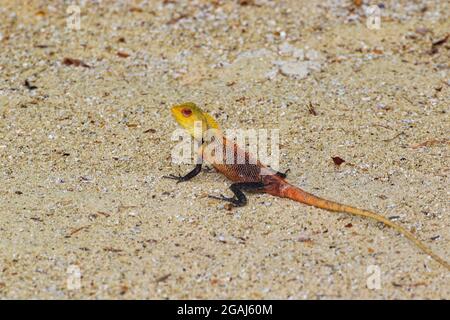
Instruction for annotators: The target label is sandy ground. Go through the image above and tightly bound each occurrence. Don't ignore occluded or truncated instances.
[0,0,449,299]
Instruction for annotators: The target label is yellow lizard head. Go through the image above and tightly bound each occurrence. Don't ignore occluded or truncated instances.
[171,102,220,141]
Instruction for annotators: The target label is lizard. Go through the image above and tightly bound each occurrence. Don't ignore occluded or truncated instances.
[164,102,450,271]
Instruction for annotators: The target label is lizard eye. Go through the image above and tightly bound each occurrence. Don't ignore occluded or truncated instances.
[181,108,192,117]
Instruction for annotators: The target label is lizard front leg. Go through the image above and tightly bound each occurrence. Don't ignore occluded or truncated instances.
[164,144,205,183]
[164,163,202,183]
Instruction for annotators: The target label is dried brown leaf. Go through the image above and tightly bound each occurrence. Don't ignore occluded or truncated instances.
[63,57,91,68]
[332,156,346,166]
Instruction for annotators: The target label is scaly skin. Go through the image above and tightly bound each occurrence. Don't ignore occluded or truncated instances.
[165,102,450,271]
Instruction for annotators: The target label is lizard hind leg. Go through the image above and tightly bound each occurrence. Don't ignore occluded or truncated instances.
[275,168,290,179]
[208,182,265,207]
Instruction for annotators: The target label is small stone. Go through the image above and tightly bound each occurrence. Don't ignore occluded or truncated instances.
[305,49,321,61]
[292,48,304,60]
[235,48,272,61]
[307,61,322,72]
[265,33,274,43]
[278,43,304,60]
[278,42,294,56]
[336,88,346,96]
[265,68,278,80]
[279,61,309,79]
[415,27,429,35]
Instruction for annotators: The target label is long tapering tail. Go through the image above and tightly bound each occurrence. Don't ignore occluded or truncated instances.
[281,184,450,271]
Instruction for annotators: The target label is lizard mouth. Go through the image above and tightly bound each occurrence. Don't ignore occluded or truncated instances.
[170,105,182,122]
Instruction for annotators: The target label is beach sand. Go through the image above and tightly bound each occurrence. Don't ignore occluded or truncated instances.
[0,0,449,299]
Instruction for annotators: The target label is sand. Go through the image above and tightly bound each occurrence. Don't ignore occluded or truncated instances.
[0,0,449,299]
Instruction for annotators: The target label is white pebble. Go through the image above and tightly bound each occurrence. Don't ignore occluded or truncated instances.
[279,61,309,79]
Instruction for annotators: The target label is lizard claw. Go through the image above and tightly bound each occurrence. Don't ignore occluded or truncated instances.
[163,174,186,183]
[203,166,214,173]
[208,194,226,200]
[208,194,240,206]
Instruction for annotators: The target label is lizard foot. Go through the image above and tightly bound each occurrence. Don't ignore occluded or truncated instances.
[208,194,244,207]
[162,174,187,184]
[203,166,215,173]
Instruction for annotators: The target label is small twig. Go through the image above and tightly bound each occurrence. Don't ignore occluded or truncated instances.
[382,132,404,142]
[411,139,449,149]
[167,14,188,25]
[307,101,318,116]
[96,211,111,217]
[392,281,427,288]
[65,225,90,238]
[103,247,122,253]
[155,273,171,283]
[430,34,449,54]
[117,204,138,213]
[63,57,91,68]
